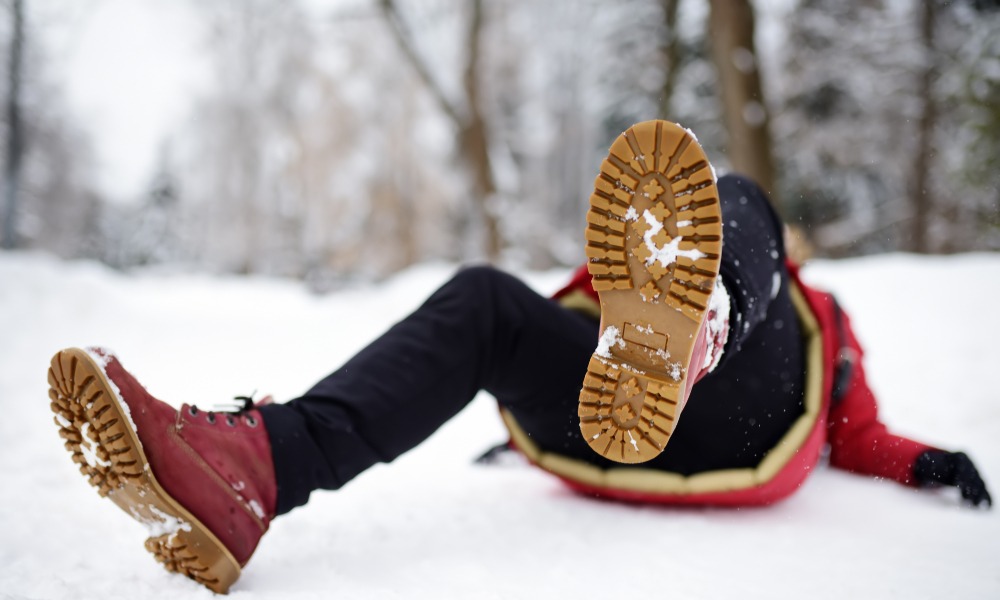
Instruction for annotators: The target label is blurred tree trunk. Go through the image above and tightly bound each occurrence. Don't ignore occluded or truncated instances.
[707,0,779,208]
[3,0,24,250]
[658,0,681,118]
[459,0,500,259]
[910,0,937,253]
[379,0,500,260]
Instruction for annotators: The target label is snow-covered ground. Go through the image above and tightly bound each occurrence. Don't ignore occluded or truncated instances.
[1,253,998,599]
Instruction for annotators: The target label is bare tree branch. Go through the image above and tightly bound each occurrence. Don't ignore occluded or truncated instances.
[378,0,465,126]
[457,0,500,257]
[377,0,501,259]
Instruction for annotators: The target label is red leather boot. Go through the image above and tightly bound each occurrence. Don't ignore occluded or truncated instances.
[47,347,277,594]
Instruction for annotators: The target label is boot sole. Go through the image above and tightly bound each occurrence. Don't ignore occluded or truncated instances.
[579,120,722,464]
[47,348,241,594]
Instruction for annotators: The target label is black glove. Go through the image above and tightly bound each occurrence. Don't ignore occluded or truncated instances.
[914,450,992,508]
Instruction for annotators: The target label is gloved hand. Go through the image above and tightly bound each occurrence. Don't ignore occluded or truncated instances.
[914,450,992,508]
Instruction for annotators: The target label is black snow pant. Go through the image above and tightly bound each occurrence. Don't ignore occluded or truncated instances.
[259,175,805,515]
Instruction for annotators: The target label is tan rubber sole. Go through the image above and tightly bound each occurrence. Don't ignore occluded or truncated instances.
[47,348,241,594]
[579,120,722,464]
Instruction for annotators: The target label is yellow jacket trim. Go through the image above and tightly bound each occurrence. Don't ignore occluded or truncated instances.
[502,279,824,495]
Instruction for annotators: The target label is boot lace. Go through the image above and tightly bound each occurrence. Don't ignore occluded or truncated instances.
[187,395,261,427]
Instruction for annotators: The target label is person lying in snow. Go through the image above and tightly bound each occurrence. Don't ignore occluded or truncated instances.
[46,120,990,594]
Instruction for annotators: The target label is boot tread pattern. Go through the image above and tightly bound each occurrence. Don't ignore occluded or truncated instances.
[49,351,143,496]
[146,534,220,588]
[579,121,722,464]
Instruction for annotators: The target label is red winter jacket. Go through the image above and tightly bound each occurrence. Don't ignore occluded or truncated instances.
[518,262,934,506]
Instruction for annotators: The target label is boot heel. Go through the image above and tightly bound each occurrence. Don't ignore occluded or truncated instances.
[146,529,240,594]
[579,356,680,463]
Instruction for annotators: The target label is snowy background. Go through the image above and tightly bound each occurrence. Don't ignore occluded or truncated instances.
[1,252,998,599]
[5,0,999,279]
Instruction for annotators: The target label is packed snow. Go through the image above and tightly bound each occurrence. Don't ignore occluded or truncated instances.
[704,276,731,373]
[137,505,192,539]
[639,209,707,268]
[595,325,624,359]
[84,346,137,432]
[1,252,998,599]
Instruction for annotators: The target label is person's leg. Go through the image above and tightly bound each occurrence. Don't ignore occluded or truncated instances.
[258,266,599,515]
[713,174,793,361]
[261,173,805,512]
[639,173,805,471]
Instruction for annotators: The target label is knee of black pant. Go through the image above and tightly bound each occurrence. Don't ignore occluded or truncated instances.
[718,172,770,201]
[422,264,508,331]
[445,264,510,302]
[718,173,787,259]
[436,264,536,352]
[453,263,505,282]
[718,172,760,192]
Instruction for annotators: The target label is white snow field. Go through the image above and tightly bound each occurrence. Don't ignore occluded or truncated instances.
[1,252,998,599]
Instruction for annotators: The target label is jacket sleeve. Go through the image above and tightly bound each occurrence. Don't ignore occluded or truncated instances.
[825,307,935,486]
[552,264,599,303]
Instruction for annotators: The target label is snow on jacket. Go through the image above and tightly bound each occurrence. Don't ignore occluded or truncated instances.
[499,262,933,506]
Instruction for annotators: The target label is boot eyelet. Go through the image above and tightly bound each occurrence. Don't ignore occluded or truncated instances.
[188,406,199,416]
[245,416,259,428]
[206,413,216,424]
[226,415,236,427]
